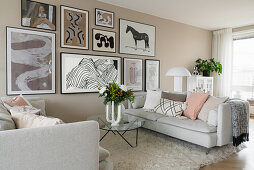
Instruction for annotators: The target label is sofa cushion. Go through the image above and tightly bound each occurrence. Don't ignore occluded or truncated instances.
[198,96,227,122]
[161,91,187,102]
[183,92,209,120]
[124,109,166,121]
[132,96,146,109]
[157,116,216,133]
[0,103,16,131]
[143,90,162,110]
[30,100,46,116]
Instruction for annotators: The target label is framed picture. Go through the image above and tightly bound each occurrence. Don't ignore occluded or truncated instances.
[119,19,156,57]
[6,27,56,95]
[95,8,114,28]
[123,58,143,91]
[92,29,116,53]
[145,59,160,91]
[61,53,121,94]
[21,0,56,31]
[60,5,89,50]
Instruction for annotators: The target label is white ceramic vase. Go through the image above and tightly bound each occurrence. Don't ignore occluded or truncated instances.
[106,101,122,126]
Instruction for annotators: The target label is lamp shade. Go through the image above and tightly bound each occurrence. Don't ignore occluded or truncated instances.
[166,66,191,77]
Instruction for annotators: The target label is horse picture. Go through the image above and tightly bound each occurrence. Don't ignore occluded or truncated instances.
[119,19,155,56]
[126,25,149,50]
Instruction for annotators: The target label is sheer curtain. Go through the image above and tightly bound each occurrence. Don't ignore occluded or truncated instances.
[212,28,233,97]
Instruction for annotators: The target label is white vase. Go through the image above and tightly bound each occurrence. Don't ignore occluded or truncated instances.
[105,101,122,126]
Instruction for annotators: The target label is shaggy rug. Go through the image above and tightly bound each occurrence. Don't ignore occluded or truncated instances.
[100,128,245,170]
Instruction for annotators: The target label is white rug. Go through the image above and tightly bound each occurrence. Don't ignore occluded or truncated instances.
[100,128,245,170]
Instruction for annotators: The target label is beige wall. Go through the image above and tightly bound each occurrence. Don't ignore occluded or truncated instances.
[0,0,212,122]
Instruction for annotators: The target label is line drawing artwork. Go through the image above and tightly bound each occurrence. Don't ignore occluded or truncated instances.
[7,28,55,94]
[126,25,150,52]
[129,63,138,84]
[65,11,84,46]
[97,11,112,25]
[65,57,119,91]
[95,33,114,49]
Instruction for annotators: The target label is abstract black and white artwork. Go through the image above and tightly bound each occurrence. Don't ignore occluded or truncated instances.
[61,53,121,93]
[145,59,160,91]
[6,27,56,95]
[119,19,155,57]
[92,29,116,53]
[95,8,114,28]
[124,58,143,91]
[61,5,89,50]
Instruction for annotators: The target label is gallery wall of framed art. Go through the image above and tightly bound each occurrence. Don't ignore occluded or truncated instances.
[61,53,121,94]
[145,59,160,91]
[6,27,56,95]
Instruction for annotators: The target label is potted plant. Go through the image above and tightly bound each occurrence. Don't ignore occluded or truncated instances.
[98,81,135,126]
[195,58,222,76]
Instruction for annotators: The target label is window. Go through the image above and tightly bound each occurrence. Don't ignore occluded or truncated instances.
[232,34,254,100]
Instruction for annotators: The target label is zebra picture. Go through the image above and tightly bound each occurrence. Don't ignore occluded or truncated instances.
[61,53,121,94]
[92,29,116,53]
[61,6,89,50]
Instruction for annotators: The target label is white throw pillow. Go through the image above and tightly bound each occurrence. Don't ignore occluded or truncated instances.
[154,98,186,117]
[132,96,146,109]
[10,109,64,129]
[198,96,227,122]
[207,109,218,126]
[143,90,162,110]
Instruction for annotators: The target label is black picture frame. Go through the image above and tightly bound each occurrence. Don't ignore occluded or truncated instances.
[145,59,160,91]
[95,8,114,28]
[60,52,122,94]
[60,5,89,50]
[119,18,156,57]
[21,0,56,31]
[123,57,143,92]
[6,26,56,95]
[92,28,116,53]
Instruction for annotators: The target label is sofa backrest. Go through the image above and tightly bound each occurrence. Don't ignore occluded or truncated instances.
[161,91,187,102]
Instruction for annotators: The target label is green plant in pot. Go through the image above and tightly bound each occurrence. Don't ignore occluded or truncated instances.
[195,58,222,76]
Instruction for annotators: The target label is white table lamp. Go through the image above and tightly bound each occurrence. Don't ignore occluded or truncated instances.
[166,66,191,92]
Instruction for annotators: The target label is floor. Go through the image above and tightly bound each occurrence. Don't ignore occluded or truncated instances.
[201,117,254,170]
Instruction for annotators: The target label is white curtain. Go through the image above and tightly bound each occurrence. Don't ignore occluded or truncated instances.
[212,28,233,97]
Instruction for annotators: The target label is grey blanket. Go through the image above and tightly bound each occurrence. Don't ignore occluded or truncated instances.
[227,99,249,146]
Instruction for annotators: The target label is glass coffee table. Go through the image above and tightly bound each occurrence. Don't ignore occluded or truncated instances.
[97,116,143,148]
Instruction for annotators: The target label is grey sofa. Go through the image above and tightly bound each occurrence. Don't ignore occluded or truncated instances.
[124,92,249,149]
[0,97,113,170]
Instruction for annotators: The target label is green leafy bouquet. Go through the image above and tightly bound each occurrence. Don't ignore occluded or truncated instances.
[98,81,135,105]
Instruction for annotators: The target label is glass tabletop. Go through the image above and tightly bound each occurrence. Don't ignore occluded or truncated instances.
[98,117,143,131]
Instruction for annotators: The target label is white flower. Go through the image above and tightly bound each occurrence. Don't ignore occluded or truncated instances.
[120,85,128,92]
[99,87,106,94]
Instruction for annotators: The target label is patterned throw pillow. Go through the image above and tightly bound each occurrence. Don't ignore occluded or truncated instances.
[154,98,186,117]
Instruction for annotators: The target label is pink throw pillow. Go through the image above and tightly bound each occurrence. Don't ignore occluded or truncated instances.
[4,95,30,107]
[183,92,209,120]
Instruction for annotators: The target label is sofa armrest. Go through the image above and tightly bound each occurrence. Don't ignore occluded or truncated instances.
[217,103,232,146]
[0,121,99,170]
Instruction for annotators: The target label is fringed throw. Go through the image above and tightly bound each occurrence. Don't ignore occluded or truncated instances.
[227,99,249,147]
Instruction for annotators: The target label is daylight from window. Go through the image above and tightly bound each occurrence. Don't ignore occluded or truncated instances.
[232,37,254,100]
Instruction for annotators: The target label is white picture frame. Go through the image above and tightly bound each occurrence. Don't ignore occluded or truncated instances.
[92,29,116,53]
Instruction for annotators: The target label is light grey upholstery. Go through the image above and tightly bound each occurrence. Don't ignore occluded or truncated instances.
[0,121,100,170]
[125,91,240,148]
[157,116,217,133]
[124,109,166,121]
[0,103,15,131]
